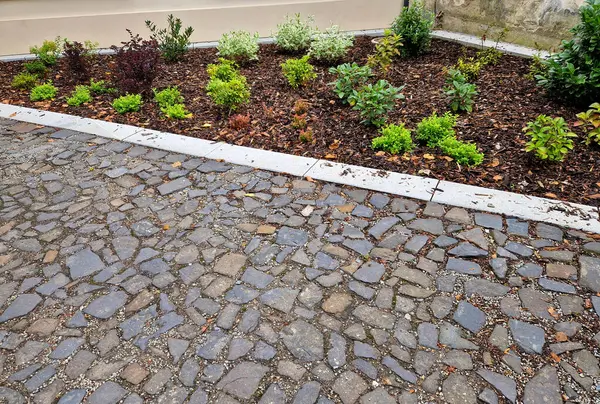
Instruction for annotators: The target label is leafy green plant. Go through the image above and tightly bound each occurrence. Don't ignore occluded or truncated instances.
[66,85,92,106]
[112,94,143,114]
[523,115,577,161]
[526,53,548,81]
[438,136,484,166]
[328,63,373,103]
[161,103,192,119]
[391,1,433,57]
[146,14,194,62]
[575,102,600,145]
[454,57,482,81]
[88,79,115,95]
[348,80,404,126]
[30,82,57,101]
[308,26,354,64]
[476,26,507,66]
[206,76,250,112]
[444,70,477,113]
[416,112,457,147]
[207,58,240,81]
[535,0,600,104]
[11,72,38,90]
[217,31,260,63]
[367,29,403,72]
[275,14,315,52]
[153,87,184,108]
[281,56,317,88]
[29,37,62,66]
[24,60,47,75]
[371,123,414,154]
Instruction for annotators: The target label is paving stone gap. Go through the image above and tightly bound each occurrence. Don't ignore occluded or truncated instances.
[0,117,599,403]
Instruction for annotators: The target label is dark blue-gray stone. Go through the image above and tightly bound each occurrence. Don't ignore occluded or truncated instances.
[84,291,127,319]
[276,227,309,246]
[446,258,482,275]
[448,242,488,257]
[58,389,87,404]
[292,381,320,404]
[353,261,385,284]
[0,293,42,323]
[50,337,84,359]
[453,301,486,333]
[382,355,417,384]
[510,320,545,354]
[66,249,105,279]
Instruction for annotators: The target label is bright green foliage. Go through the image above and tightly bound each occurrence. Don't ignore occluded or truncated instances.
[66,85,92,106]
[535,0,600,104]
[371,123,414,154]
[454,57,482,81]
[328,63,373,103]
[153,87,184,108]
[391,1,433,57]
[308,26,354,64]
[367,29,403,72]
[524,115,577,162]
[24,60,47,75]
[416,112,457,147]
[438,136,484,166]
[575,102,600,145]
[11,72,38,90]
[112,94,143,114]
[29,38,62,66]
[206,76,250,112]
[88,79,114,95]
[281,56,317,88]
[477,47,502,66]
[146,14,194,62]
[217,31,260,63]
[207,58,240,82]
[275,14,315,52]
[444,69,477,113]
[161,103,192,119]
[30,82,57,101]
[526,54,547,81]
[348,80,404,126]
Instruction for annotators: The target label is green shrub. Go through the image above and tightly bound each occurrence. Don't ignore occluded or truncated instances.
[416,112,457,147]
[281,56,317,88]
[146,14,194,62]
[391,1,433,57]
[275,14,315,52]
[444,70,477,113]
[30,82,57,101]
[161,103,192,119]
[371,123,414,154]
[454,57,482,81]
[328,63,373,103]
[526,54,547,81]
[535,0,600,105]
[153,87,184,108]
[66,85,92,106]
[112,94,143,114]
[348,80,404,126]
[438,136,484,166]
[575,102,600,145]
[207,58,240,82]
[217,31,259,63]
[367,29,402,72]
[11,72,38,90]
[206,76,250,112]
[29,38,62,66]
[24,60,47,75]
[308,26,354,64]
[476,27,507,66]
[524,115,577,161]
[88,79,115,95]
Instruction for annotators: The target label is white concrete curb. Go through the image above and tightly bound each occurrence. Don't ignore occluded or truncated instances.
[1,103,598,233]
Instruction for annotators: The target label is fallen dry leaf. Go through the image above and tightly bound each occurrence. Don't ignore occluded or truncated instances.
[423,153,435,160]
[547,307,560,319]
[324,153,336,159]
[171,161,182,168]
[545,193,558,199]
[550,352,561,362]
[493,175,503,181]
[555,332,568,342]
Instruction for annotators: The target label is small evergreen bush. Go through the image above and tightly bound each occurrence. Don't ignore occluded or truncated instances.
[24,60,47,75]
[153,87,184,108]
[112,94,143,114]
[524,115,576,161]
[146,14,194,62]
[438,136,484,166]
[66,85,92,106]
[11,72,38,90]
[308,26,354,64]
[206,76,250,112]
[328,63,373,103]
[217,31,260,63]
[275,14,315,52]
[30,82,58,101]
[371,123,414,154]
[161,103,192,119]
[29,38,62,66]
[416,112,457,147]
[391,1,433,57]
[348,80,404,126]
[281,56,317,88]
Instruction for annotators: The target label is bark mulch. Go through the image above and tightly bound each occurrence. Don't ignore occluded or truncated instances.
[1,37,598,206]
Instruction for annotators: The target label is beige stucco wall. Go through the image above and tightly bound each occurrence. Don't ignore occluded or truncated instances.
[0,0,401,56]
[425,0,583,50]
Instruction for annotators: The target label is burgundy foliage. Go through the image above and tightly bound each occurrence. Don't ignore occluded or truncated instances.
[63,41,90,82]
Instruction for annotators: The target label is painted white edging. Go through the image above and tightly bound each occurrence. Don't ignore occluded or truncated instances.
[1,103,598,233]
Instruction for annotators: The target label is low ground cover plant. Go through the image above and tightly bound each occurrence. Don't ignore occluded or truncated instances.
[416,112,457,147]
[281,56,317,88]
[524,115,576,161]
[309,26,354,64]
[24,60,47,76]
[444,69,477,113]
[438,136,484,166]
[391,1,433,57]
[371,123,413,154]
[575,102,600,145]
[30,38,62,66]
[111,30,161,96]
[30,82,57,101]
[12,72,38,90]
[67,85,92,106]
[217,31,260,63]
[206,58,250,111]
[275,14,314,52]
[146,14,194,62]
[329,63,373,103]
[348,80,404,126]
[161,103,192,119]
[154,87,184,108]
[112,93,143,113]
[88,79,114,95]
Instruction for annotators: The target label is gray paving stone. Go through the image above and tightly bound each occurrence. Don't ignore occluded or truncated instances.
[0,293,42,323]
[84,290,127,319]
[509,319,545,354]
[522,366,561,404]
[217,362,269,400]
[282,320,324,362]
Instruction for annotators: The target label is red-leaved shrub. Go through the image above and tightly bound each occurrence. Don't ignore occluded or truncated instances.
[63,41,90,82]
[229,114,250,130]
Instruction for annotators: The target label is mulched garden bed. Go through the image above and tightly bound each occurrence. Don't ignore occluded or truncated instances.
[1,37,599,206]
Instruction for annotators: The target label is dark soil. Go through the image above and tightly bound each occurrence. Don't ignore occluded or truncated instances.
[1,37,599,206]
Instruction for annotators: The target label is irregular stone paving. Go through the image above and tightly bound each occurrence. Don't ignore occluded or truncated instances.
[0,117,599,404]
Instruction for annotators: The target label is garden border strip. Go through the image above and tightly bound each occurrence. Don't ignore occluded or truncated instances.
[0,29,541,62]
[1,102,599,233]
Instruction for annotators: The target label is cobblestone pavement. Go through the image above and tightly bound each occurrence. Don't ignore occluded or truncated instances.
[0,117,599,404]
